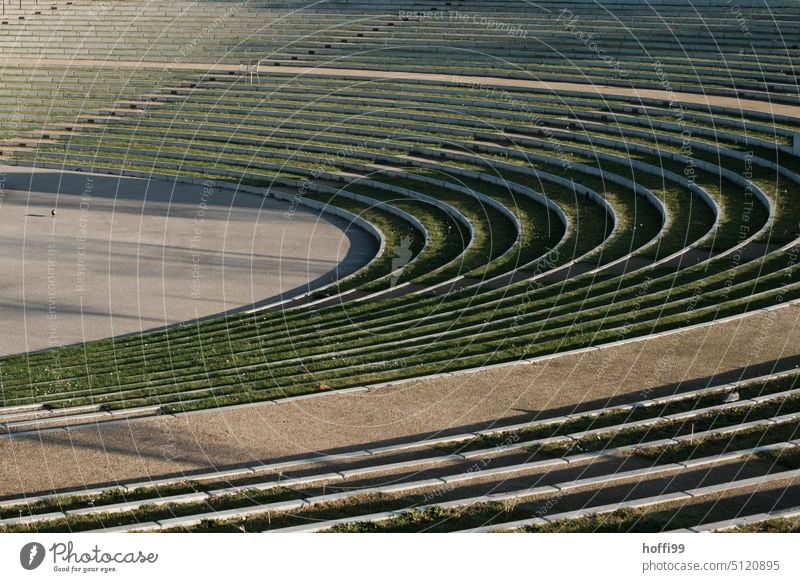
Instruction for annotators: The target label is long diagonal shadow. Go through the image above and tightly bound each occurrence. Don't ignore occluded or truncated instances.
[4,355,798,501]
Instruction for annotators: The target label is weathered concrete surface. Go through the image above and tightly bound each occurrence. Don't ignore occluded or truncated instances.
[0,165,376,355]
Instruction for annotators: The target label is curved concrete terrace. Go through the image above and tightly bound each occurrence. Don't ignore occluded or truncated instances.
[1,300,798,498]
[3,59,799,119]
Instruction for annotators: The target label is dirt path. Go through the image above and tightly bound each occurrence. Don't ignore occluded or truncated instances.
[3,58,799,119]
[2,301,799,498]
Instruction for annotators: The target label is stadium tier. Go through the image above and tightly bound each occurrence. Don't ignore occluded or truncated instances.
[0,0,798,533]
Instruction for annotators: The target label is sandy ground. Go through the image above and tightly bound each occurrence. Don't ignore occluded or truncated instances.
[0,165,376,355]
[1,301,798,498]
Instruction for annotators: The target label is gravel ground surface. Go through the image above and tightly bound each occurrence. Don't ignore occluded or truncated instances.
[1,302,798,498]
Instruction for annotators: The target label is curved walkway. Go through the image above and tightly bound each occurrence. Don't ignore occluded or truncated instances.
[2,59,799,120]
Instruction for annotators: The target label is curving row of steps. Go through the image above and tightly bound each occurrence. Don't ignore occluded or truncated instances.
[0,0,798,533]
[2,1,797,100]
[1,368,797,532]
[0,65,797,419]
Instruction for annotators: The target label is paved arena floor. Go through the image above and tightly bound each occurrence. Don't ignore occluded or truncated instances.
[0,165,376,355]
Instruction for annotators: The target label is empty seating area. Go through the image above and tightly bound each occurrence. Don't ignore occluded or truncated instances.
[269,0,800,102]
[2,67,797,410]
[0,0,389,63]
[1,1,798,99]
[0,66,183,140]
[0,0,798,533]
[1,369,798,532]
